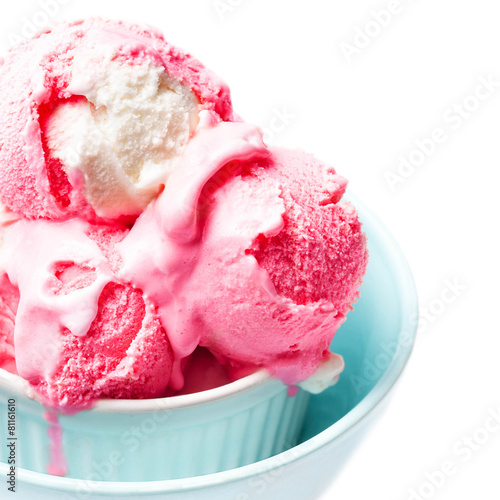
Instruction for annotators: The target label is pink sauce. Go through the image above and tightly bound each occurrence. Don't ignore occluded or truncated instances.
[43,409,68,476]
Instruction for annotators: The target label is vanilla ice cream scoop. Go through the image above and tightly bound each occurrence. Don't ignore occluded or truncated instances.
[44,57,199,218]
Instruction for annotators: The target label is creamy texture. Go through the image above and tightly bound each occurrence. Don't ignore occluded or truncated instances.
[118,117,271,388]
[0,219,174,406]
[186,148,366,385]
[0,118,270,393]
[0,19,369,408]
[46,58,199,218]
[0,117,364,396]
[0,202,18,374]
[0,219,113,382]
[0,273,18,376]
[0,18,233,221]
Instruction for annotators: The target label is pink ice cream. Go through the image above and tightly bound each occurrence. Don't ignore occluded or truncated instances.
[0,220,173,407]
[0,18,232,222]
[0,19,368,408]
[191,147,367,385]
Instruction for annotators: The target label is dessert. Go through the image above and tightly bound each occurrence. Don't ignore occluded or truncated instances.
[0,19,368,411]
[0,18,231,222]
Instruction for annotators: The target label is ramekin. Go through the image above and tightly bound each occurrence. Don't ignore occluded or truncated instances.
[0,367,309,481]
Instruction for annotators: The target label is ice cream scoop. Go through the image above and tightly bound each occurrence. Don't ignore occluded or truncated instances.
[187,146,367,385]
[0,18,232,222]
[0,219,173,407]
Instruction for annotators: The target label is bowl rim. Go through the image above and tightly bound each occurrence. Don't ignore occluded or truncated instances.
[0,367,273,412]
[0,192,419,494]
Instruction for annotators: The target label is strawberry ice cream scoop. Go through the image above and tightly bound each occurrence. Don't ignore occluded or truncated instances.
[190,148,368,384]
[0,220,173,408]
[0,18,233,222]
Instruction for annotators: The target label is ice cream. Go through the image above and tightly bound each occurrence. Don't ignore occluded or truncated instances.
[189,147,367,386]
[0,18,232,222]
[0,19,368,409]
[0,204,19,377]
[0,273,18,377]
[0,218,173,407]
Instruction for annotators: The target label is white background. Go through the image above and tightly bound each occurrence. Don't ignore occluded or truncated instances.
[1,1,499,499]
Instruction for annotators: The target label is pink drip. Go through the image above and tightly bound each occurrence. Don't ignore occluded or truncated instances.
[43,409,68,476]
[287,385,299,397]
[169,359,185,391]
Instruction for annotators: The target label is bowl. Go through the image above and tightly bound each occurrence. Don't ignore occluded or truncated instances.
[0,193,418,498]
[0,364,310,481]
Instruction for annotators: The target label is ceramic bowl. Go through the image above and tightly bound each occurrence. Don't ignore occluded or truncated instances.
[0,193,418,498]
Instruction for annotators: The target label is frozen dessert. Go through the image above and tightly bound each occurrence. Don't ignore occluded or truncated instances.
[188,146,367,386]
[0,18,231,222]
[0,217,173,406]
[0,19,368,409]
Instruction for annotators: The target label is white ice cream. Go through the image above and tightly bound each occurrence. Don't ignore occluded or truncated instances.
[298,352,345,394]
[45,58,199,218]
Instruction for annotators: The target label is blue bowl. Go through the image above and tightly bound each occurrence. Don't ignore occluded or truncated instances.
[0,193,418,499]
